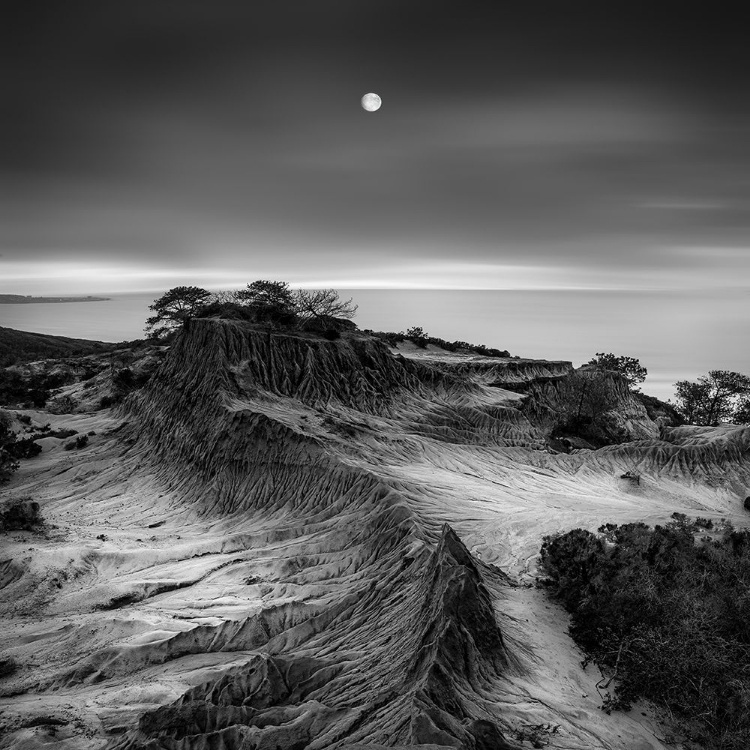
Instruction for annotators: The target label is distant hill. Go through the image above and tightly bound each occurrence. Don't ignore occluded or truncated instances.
[0,294,110,304]
[0,326,117,367]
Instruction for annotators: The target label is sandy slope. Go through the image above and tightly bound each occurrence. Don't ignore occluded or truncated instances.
[1,322,748,750]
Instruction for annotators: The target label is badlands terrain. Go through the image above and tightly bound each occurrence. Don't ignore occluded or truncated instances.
[1,320,749,749]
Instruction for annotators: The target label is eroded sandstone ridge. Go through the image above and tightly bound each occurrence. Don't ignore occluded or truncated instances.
[1,321,749,749]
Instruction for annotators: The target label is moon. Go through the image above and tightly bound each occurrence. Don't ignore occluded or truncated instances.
[361,93,382,112]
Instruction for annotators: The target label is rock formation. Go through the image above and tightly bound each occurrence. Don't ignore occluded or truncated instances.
[1,320,748,749]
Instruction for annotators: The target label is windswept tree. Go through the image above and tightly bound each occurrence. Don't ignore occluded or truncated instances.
[235,280,297,325]
[145,286,212,339]
[673,370,750,425]
[587,353,647,389]
[294,288,358,329]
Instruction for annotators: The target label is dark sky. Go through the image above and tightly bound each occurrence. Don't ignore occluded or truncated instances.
[3,1,750,292]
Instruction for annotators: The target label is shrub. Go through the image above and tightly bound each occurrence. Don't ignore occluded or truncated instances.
[0,497,42,531]
[0,450,18,483]
[113,367,134,389]
[63,435,88,450]
[47,428,77,440]
[5,437,42,460]
[405,326,429,348]
[196,300,257,322]
[368,329,510,357]
[47,395,78,414]
[0,410,19,482]
[540,519,750,747]
[99,395,116,409]
[0,657,18,677]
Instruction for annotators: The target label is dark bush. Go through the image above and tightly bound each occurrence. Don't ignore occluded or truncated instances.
[196,300,257,322]
[47,428,77,439]
[63,435,88,451]
[540,519,750,747]
[0,369,78,408]
[0,450,18,483]
[100,395,116,409]
[16,413,31,425]
[0,411,19,482]
[322,328,341,340]
[113,367,134,389]
[5,437,42,459]
[0,370,27,405]
[0,657,18,677]
[0,497,42,531]
[368,329,510,357]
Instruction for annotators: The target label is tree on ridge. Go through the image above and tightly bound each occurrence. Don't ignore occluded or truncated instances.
[586,353,647,389]
[673,370,750,425]
[235,280,297,325]
[145,286,212,339]
[294,289,358,329]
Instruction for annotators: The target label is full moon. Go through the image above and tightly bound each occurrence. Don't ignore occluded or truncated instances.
[361,93,382,112]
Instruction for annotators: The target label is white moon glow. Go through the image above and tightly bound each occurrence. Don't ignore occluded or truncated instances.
[361,93,382,112]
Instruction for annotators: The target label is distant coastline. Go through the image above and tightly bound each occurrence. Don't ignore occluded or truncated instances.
[0,294,111,304]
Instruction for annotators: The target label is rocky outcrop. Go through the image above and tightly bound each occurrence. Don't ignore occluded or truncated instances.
[77,321,525,748]
[425,358,572,389]
[520,368,660,444]
[4,318,747,750]
[121,322,548,514]
[599,424,750,488]
[109,526,518,750]
[159,320,464,413]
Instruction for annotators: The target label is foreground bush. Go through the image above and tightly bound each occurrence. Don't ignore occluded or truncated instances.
[0,497,43,531]
[540,518,750,748]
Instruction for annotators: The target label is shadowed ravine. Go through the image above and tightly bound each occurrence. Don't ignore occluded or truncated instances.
[1,321,749,749]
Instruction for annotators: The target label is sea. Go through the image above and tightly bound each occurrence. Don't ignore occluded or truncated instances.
[2,288,749,403]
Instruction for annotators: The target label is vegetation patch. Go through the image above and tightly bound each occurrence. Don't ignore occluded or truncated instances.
[368,326,511,358]
[0,657,19,678]
[0,497,43,532]
[0,326,116,367]
[63,435,89,451]
[540,515,750,749]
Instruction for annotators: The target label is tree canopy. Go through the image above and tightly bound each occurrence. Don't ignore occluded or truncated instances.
[294,289,358,328]
[673,370,750,425]
[586,353,647,388]
[144,286,212,339]
[235,280,297,325]
[146,281,362,335]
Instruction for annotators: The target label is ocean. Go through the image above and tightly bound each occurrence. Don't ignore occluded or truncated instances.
[2,288,749,403]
